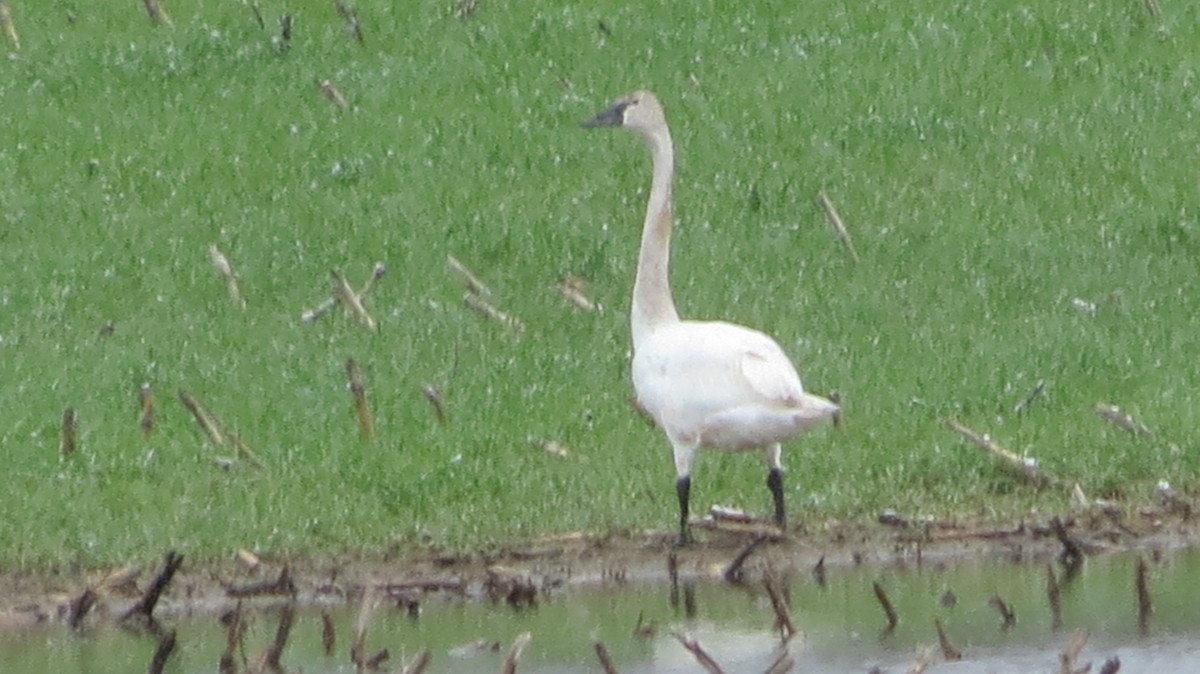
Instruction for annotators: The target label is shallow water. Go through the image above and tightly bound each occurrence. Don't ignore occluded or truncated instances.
[3,548,1198,673]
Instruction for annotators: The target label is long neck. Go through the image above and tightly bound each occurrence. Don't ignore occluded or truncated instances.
[631,125,680,347]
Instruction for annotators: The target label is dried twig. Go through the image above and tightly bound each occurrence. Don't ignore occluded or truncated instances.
[318,79,350,110]
[209,245,246,309]
[139,384,156,439]
[464,292,523,332]
[944,418,1051,486]
[346,358,375,440]
[1143,0,1161,18]
[332,270,377,331]
[1095,403,1152,437]
[61,407,77,456]
[302,263,384,323]
[817,191,860,262]
[1014,379,1046,415]
[0,2,19,51]
[594,642,620,674]
[422,385,447,424]
[447,255,492,296]
[500,631,532,674]
[558,274,597,312]
[671,632,725,674]
[934,618,962,661]
[334,0,364,43]
[872,581,898,632]
[179,389,226,446]
[142,0,172,26]
[1135,556,1152,637]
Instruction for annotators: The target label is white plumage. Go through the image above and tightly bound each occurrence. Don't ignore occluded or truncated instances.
[584,91,838,543]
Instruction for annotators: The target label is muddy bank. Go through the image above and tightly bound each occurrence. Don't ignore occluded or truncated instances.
[1,505,1195,633]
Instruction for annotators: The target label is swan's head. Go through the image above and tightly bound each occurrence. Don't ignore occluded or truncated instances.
[582,91,667,138]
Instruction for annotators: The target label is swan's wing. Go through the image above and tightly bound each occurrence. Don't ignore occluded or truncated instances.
[739,343,807,405]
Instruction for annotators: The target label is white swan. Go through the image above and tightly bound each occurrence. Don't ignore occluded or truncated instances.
[584,91,839,543]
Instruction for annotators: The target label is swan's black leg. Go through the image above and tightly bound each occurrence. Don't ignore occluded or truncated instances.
[767,467,786,529]
[676,475,692,546]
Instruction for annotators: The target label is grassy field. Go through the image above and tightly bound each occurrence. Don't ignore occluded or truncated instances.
[1,0,1197,569]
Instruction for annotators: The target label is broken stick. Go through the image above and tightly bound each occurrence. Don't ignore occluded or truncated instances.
[817,191,860,262]
[209,245,246,309]
[332,270,377,331]
[1094,403,1152,438]
[873,581,899,632]
[303,263,385,323]
[671,632,725,674]
[944,417,1051,486]
[121,550,183,626]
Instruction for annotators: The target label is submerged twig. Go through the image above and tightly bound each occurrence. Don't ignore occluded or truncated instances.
[209,245,246,309]
[872,581,899,633]
[500,632,532,674]
[988,595,1017,630]
[218,604,245,674]
[723,535,768,584]
[1047,563,1063,631]
[764,575,796,641]
[763,647,795,674]
[321,611,336,656]
[671,632,725,674]
[148,628,177,674]
[944,418,1051,486]
[350,590,381,671]
[121,550,183,626]
[400,650,432,674]
[934,618,962,661]
[817,191,860,262]
[259,602,295,673]
[1135,556,1152,637]
[1059,629,1089,674]
[594,642,620,674]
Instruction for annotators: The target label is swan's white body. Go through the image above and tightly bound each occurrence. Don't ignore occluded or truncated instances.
[585,91,838,542]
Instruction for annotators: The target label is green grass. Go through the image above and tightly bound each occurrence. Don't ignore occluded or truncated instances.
[1,0,1198,569]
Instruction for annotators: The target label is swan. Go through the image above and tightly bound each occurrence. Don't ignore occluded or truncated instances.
[583,91,839,544]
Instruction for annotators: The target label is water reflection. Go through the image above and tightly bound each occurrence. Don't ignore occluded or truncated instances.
[1,548,1198,673]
